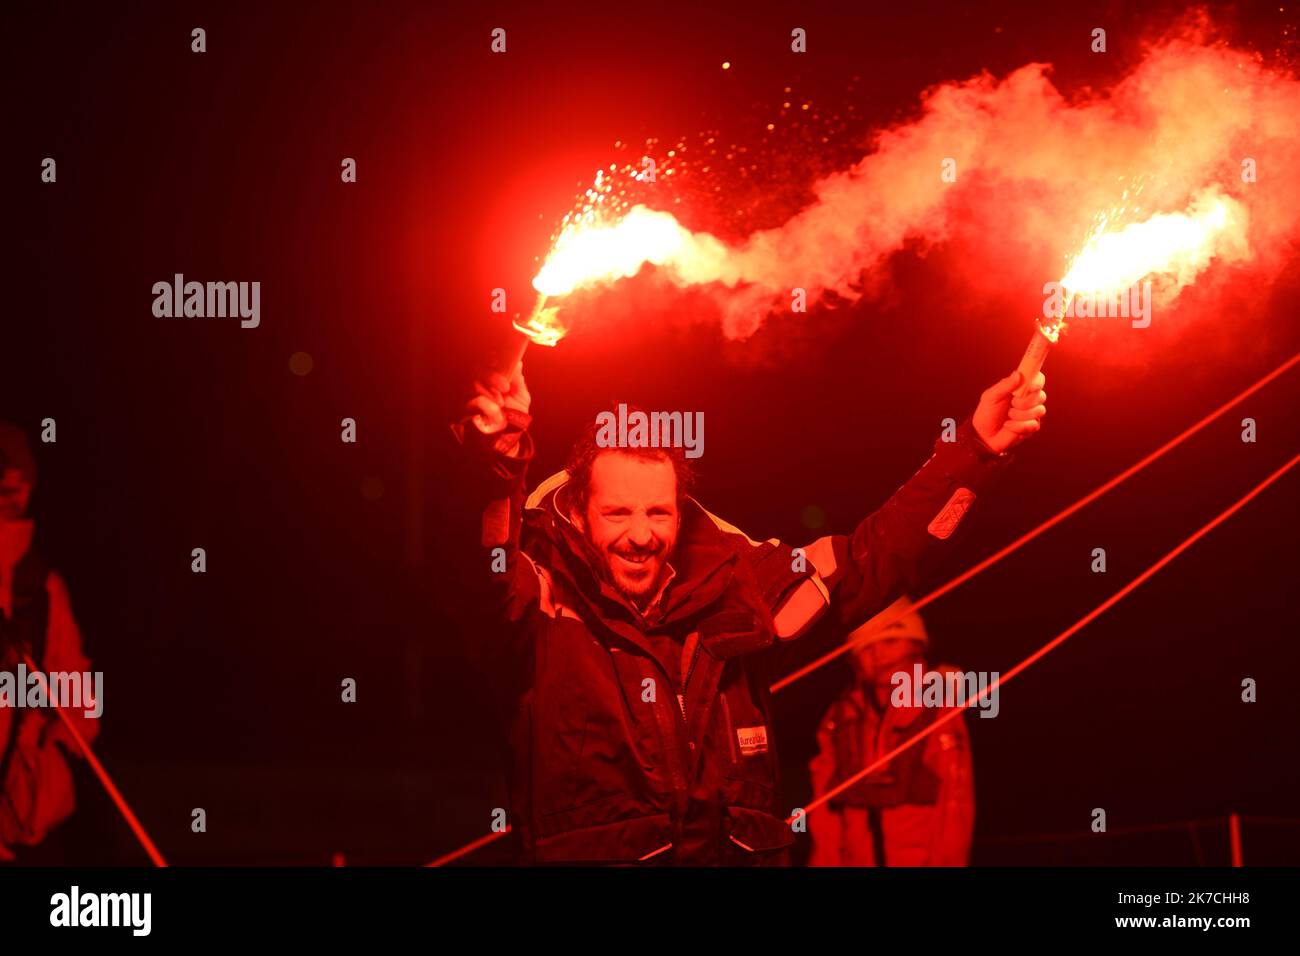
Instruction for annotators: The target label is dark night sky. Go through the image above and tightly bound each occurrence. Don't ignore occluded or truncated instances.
[6,0,1299,864]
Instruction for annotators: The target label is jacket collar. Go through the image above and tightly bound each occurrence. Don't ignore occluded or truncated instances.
[524,471,740,630]
[846,684,929,731]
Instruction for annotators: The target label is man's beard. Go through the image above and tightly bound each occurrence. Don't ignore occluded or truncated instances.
[593,541,670,607]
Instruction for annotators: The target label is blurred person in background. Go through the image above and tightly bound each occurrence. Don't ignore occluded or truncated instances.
[0,422,98,864]
[808,597,974,866]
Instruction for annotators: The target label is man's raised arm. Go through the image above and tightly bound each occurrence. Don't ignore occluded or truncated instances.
[769,369,1047,639]
[452,361,541,632]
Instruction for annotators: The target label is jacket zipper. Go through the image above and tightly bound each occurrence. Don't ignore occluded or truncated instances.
[641,633,703,859]
[676,636,702,729]
[720,694,739,764]
[640,653,688,793]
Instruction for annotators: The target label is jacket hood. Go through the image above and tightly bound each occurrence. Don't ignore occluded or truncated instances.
[522,471,766,628]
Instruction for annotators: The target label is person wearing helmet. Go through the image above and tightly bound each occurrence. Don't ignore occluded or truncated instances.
[808,597,975,866]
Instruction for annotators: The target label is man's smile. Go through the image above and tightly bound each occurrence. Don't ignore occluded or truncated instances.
[611,549,659,575]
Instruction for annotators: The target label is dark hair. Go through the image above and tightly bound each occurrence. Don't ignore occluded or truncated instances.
[564,405,697,516]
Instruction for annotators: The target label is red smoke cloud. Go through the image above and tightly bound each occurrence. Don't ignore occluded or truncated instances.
[723,28,1300,338]
[544,17,1300,359]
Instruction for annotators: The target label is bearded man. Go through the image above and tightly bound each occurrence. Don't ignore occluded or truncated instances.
[455,361,1045,865]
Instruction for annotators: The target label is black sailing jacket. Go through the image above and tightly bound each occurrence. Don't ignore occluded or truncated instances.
[459,415,1007,864]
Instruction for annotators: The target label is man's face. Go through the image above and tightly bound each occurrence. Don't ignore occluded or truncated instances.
[852,637,925,687]
[0,468,31,522]
[575,452,680,607]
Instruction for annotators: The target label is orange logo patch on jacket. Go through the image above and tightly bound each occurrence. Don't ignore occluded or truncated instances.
[736,726,769,757]
[927,488,976,540]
